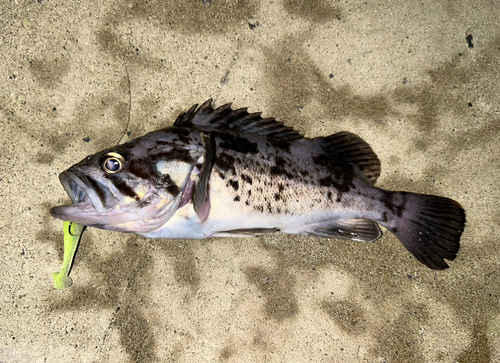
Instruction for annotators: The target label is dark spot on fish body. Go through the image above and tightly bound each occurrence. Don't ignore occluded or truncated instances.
[215,152,236,175]
[248,190,252,196]
[127,158,154,180]
[319,176,354,202]
[152,148,194,164]
[327,191,333,201]
[217,133,259,154]
[161,174,180,196]
[234,196,240,202]
[312,155,355,181]
[275,156,286,165]
[312,154,330,167]
[274,193,281,201]
[218,171,226,179]
[381,192,407,218]
[270,164,294,179]
[319,176,333,187]
[229,179,239,191]
[234,156,243,166]
[157,127,192,145]
[170,127,192,137]
[278,183,285,193]
[241,173,253,185]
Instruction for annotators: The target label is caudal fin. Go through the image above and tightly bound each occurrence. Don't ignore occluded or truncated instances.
[387,193,466,269]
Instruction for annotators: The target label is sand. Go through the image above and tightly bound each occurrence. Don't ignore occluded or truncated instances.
[1,0,499,362]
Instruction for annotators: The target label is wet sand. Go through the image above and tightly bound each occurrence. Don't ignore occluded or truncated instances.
[1,1,499,362]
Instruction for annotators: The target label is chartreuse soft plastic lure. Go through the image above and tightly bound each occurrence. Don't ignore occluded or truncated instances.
[52,221,86,289]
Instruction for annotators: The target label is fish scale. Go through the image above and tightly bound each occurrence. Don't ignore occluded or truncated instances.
[51,99,466,270]
[211,133,332,216]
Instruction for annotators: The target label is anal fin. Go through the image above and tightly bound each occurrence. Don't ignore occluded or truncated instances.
[300,219,382,242]
[213,228,279,238]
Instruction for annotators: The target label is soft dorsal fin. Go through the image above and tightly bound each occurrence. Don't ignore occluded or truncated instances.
[174,99,304,142]
[313,132,381,184]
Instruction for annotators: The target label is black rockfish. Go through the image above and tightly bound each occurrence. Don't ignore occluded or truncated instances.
[51,100,466,269]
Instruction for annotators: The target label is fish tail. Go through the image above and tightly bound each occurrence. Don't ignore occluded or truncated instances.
[382,192,466,269]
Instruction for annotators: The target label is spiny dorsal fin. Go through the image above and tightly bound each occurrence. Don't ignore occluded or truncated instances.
[313,132,381,184]
[174,99,304,142]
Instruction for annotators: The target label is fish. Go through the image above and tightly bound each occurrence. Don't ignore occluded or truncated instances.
[51,99,466,270]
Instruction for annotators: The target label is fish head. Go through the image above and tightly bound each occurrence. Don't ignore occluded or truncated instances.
[50,129,201,233]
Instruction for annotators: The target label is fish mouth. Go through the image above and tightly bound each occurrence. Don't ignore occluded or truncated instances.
[50,170,119,221]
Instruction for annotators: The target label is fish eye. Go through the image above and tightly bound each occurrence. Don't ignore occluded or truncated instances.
[101,152,127,174]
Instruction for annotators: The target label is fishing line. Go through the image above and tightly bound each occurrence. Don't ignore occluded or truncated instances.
[118,53,132,145]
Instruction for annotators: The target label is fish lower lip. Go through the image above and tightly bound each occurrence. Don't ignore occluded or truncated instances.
[59,170,118,213]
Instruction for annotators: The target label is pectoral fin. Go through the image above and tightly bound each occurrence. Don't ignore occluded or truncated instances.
[300,219,381,242]
[193,133,215,222]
